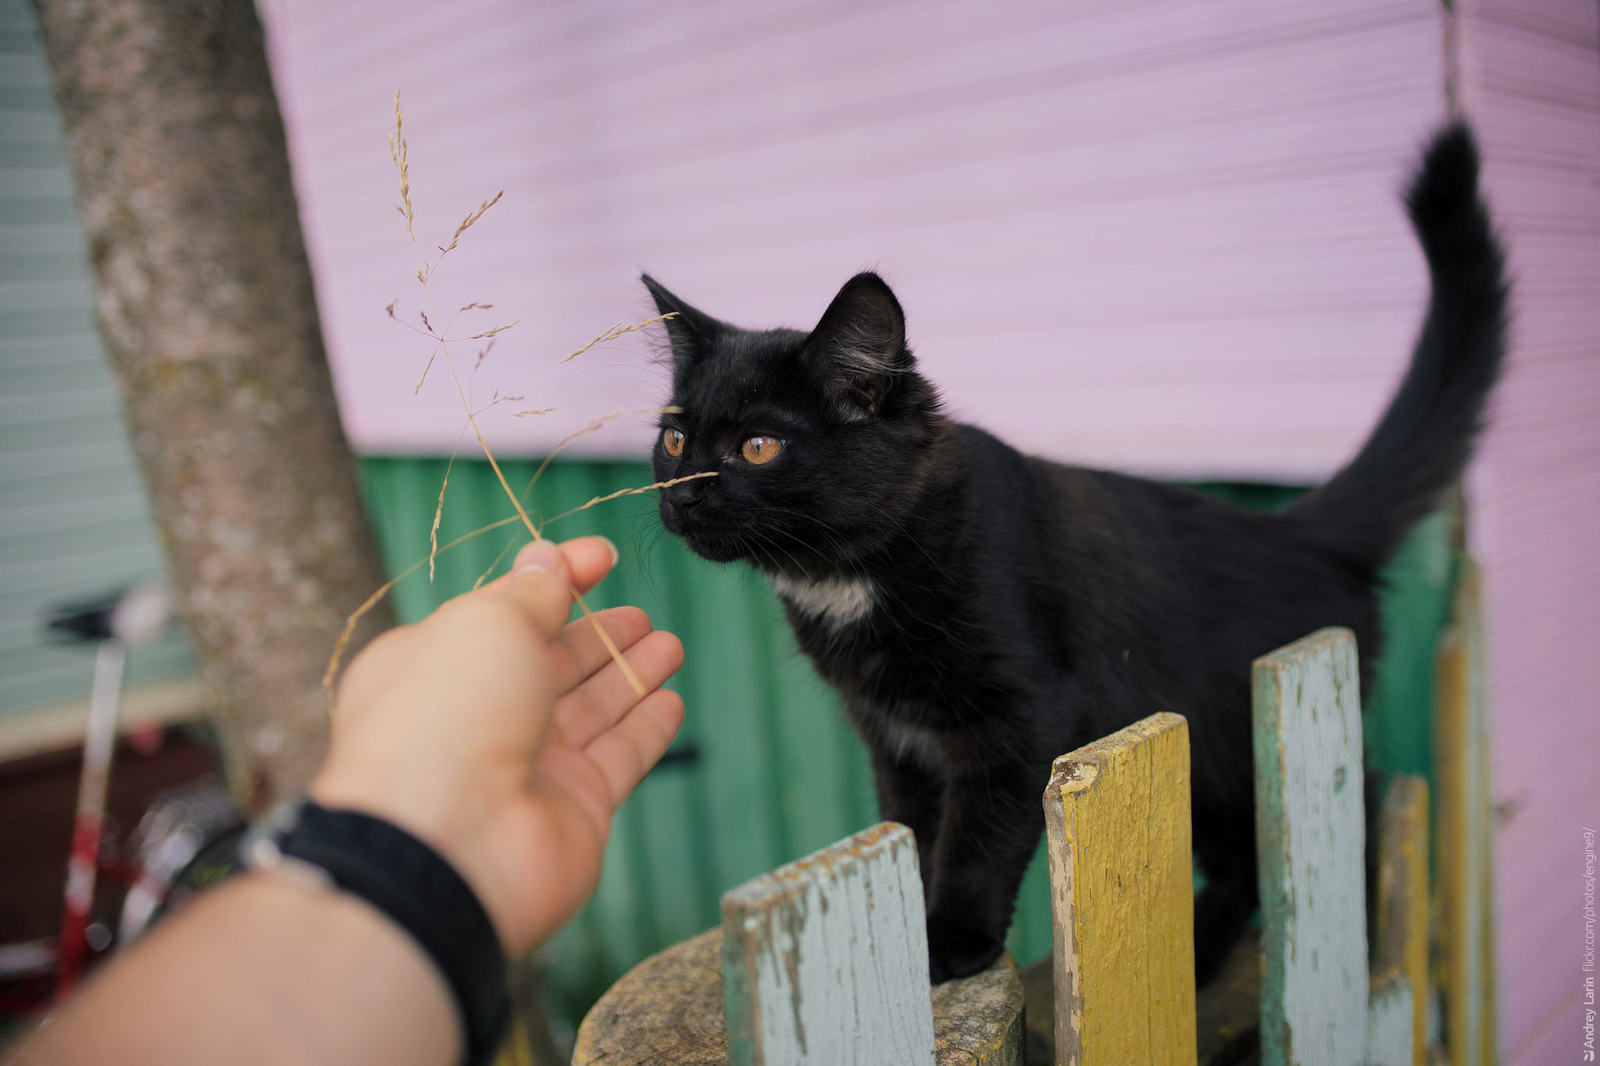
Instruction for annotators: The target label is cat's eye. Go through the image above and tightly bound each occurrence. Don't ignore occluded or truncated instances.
[661,427,685,457]
[741,436,783,465]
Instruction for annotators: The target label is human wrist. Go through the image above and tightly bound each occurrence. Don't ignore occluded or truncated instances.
[229,872,462,1064]
[305,773,521,945]
[24,871,461,1066]
[245,799,512,1065]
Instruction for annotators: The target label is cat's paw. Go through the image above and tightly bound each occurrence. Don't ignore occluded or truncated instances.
[925,915,1004,984]
[1192,933,1232,988]
[1192,883,1254,987]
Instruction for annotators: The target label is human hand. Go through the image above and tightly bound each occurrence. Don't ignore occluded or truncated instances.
[310,536,685,956]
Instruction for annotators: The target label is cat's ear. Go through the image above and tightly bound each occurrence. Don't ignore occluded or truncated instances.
[641,274,726,366]
[805,272,910,417]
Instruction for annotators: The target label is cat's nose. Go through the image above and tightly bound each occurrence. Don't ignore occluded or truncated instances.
[664,480,706,512]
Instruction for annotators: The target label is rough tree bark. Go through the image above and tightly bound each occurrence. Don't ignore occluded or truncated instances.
[31,0,395,805]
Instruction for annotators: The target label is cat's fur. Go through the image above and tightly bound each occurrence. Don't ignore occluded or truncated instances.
[644,124,1507,983]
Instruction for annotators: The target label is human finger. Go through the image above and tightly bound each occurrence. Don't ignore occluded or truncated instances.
[482,539,578,639]
[580,689,686,807]
[479,535,616,639]
[556,536,620,596]
[554,629,684,748]
[547,606,653,696]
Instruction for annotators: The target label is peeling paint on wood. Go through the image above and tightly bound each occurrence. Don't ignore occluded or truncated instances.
[1252,628,1368,1066]
[1369,970,1417,1066]
[1042,711,1196,1066]
[1376,774,1430,1066]
[1434,561,1496,1066]
[719,822,935,1065]
[570,925,1021,1065]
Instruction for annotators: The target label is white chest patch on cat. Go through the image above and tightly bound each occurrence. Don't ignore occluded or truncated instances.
[770,573,876,629]
[879,718,944,769]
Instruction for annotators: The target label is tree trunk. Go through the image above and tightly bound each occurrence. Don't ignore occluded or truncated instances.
[31,0,395,806]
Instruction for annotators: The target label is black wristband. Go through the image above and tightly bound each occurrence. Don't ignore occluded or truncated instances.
[243,801,511,1066]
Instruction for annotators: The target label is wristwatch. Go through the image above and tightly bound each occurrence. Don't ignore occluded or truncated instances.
[242,800,511,1066]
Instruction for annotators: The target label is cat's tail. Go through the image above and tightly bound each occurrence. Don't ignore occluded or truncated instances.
[1284,122,1509,570]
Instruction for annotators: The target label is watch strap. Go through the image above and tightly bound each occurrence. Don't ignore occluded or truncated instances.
[245,801,510,1066]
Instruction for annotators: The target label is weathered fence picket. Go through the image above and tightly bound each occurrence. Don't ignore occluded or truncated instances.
[570,821,1023,1065]
[721,822,935,1066]
[1042,712,1196,1066]
[1434,561,1496,1066]
[1367,971,1416,1066]
[572,613,1495,1066]
[1376,774,1432,1066]
[1252,627,1370,1066]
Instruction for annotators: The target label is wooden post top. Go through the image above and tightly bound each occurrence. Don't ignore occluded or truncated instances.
[571,927,1023,1065]
[1043,710,1197,1066]
[721,823,935,1064]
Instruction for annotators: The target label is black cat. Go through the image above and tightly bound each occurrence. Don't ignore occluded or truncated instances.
[643,124,1507,984]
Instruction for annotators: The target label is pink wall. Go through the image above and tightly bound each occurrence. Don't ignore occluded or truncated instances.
[259,1,1600,1059]
[259,0,1447,479]
[1455,0,1600,1060]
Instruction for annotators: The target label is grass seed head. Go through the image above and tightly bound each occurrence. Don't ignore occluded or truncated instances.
[330,96,696,704]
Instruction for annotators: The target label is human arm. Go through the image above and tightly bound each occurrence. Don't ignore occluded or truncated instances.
[10,536,685,1065]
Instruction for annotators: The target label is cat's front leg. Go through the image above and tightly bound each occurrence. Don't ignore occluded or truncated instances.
[867,748,945,890]
[1190,801,1259,985]
[923,764,1043,983]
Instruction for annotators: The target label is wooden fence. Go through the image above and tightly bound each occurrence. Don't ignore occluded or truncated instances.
[564,563,1496,1065]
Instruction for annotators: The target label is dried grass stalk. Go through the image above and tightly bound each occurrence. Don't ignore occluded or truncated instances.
[327,94,715,703]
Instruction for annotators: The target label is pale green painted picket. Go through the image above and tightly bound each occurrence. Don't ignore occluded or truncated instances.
[1252,628,1370,1064]
[1251,627,1428,1066]
[720,823,935,1066]
[1367,973,1416,1066]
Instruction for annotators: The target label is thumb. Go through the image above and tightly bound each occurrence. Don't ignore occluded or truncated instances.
[492,539,577,639]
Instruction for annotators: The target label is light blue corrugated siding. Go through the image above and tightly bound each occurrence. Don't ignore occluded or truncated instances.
[0,0,190,714]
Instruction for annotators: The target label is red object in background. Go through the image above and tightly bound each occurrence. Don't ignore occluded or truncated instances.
[124,721,164,756]
[52,641,127,1000]
[0,724,221,1018]
[53,812,102,999]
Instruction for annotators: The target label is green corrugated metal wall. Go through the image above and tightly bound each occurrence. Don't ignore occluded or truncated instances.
[360,456,1457,1022]
[1187,481,1457,780]
[360,455,901,1016]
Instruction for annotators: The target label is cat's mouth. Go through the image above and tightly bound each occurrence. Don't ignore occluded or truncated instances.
[676,527,751,564]
[659,502,753,564]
